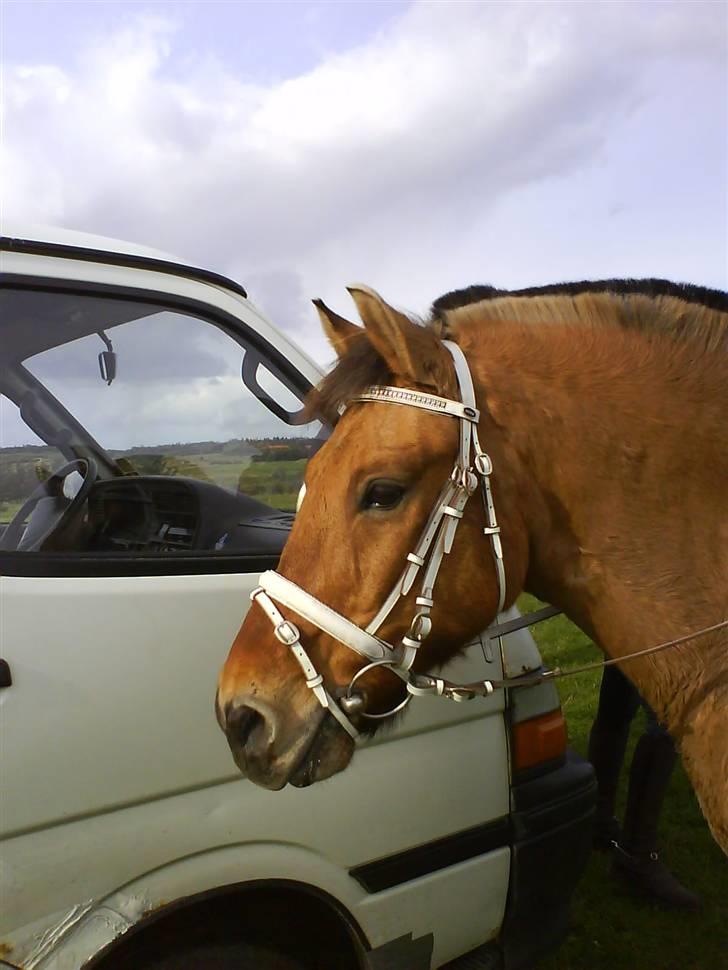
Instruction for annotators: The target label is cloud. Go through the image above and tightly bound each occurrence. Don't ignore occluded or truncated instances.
[243,268,312,338]
[2,0,726,359]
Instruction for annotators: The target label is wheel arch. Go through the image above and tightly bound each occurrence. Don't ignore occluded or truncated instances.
[85,879,368,970]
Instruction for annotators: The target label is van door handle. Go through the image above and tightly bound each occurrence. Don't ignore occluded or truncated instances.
[0,659,12,687]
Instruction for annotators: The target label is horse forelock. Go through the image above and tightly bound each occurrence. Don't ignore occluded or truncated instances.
[306,333,393,425]
[307,322,452,425]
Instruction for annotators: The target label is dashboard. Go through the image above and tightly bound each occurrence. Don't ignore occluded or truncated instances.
[85,476,294,557]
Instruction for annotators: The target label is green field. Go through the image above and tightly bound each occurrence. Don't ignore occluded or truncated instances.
[520,595,728,970]
[0,445,307,516]
[0,500,23,521]
[123,451,306,511]
[210,455,306,511]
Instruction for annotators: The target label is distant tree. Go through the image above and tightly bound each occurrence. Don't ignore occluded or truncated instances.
[35,460,51,483]
[124,454,211,481]
[0,459,49,500]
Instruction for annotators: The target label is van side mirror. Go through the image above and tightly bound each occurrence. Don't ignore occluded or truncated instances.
[98,350,117,385]
[97,331,117,386]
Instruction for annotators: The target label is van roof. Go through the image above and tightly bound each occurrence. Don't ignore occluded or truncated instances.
[1,223,248,299]
[1,223,182,263]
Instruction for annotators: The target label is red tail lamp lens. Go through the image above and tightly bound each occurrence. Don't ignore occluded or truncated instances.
[512,709,568,772]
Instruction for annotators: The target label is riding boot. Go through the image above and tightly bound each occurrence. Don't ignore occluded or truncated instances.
[587,718,629,849]
[588,666,641,849]
[612,732,701,911]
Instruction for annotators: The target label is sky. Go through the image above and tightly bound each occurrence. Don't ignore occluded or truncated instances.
[1,0,727,448]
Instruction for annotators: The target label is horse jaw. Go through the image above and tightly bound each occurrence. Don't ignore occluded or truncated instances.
[288,712,357,788]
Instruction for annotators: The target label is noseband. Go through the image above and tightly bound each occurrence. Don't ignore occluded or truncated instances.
[251,341,507,740]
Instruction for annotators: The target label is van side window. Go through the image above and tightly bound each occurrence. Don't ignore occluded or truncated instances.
[0,288,323,563]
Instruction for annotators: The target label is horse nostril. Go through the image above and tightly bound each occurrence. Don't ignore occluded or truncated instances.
[226,703,268,751]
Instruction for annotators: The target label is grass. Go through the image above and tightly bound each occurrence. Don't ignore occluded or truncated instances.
[518,594,728,970]
[234,457,306,512]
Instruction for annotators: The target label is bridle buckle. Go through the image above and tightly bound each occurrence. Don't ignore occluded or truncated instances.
[474,452,493,476]
[274,620,300,645]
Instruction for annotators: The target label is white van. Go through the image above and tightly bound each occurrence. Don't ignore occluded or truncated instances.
[0,228,595,970]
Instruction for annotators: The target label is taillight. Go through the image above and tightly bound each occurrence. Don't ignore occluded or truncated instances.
[511,709,568,773]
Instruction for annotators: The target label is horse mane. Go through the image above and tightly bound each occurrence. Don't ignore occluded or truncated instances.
[432,278,728,352]
[310,278,728,423]
[431,278,728,317]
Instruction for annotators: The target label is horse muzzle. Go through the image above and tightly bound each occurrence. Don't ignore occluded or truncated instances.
[216,688,355,789]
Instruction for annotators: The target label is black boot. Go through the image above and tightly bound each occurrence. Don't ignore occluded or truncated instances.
[611,844,701,911]
[588,667,641,850]
[588,720,630,849]
[612,731,701,911]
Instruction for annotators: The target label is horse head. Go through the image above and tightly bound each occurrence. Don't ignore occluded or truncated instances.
[216,286,526,789]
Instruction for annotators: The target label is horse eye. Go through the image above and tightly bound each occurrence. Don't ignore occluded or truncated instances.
[362,480,405,511]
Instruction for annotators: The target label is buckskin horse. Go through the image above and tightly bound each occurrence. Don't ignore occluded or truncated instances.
[217,279,728,854]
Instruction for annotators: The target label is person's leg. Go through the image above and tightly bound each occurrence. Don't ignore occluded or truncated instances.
[621,709,676,854]
[612,706,701,910]
[588,665,640,847]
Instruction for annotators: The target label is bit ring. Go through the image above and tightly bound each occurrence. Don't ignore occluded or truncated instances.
[346,660,413,719]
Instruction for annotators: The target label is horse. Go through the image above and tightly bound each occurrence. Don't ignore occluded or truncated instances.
[217,278,728,854]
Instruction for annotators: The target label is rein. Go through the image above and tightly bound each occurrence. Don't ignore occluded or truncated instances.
[250,340,727,740]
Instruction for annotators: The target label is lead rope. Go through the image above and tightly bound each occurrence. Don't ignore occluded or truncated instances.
[411,617,728,701]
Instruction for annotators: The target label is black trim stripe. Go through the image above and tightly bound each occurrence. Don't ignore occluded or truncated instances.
[1,234,249,298]
[0,552,280,578]
[349,817,511,893]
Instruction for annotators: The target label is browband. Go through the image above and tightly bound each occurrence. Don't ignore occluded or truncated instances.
[348,386,479,422]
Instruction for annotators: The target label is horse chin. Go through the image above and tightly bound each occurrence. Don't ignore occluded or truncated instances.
[289,712,356,788]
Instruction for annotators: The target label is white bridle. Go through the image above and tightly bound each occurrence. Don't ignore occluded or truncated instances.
[250,340,507,740]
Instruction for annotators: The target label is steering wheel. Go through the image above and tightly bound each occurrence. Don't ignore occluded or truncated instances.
[0,458,98,552]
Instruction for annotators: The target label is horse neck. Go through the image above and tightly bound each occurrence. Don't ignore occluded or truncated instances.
[459,321,726,730]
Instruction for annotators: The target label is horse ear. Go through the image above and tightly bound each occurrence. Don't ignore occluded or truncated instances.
[313,299,361,358]
[347,284,444,386]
